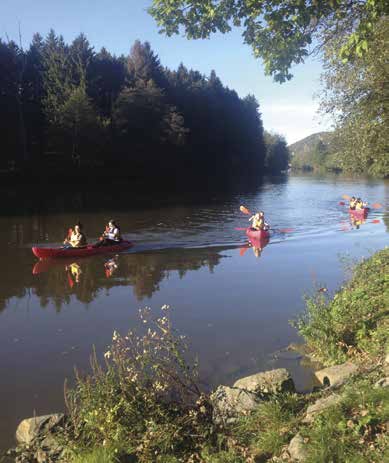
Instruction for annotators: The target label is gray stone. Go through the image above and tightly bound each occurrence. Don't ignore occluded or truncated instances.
[314,362,358,388]
[374,377,389,388]
[303,394,341,423]
[210,385,260,424]
[16,414,64,445]
[288,433,309,462]
[233,368,295,395]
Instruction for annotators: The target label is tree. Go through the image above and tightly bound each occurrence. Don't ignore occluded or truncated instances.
[0,40,24,165]
[148,0,388,82]
[264,132,290,174]
[127,40,168,89]
[41,30,71,125]
[60,87,102,163]
[23,33,45,160]
[89,48,126,119]
[320,17,389,177]
[68,33,94,90]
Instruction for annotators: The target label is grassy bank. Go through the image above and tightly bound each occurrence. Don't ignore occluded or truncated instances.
[8,249,388,462]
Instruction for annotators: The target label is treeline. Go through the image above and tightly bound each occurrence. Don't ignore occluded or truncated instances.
[0,31,288,186]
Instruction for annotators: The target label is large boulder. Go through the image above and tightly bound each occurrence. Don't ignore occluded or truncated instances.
[233,368,295,395]
[314,362,358,388]
[303,394,341,423]
[210,385,260,425]
[16,414,64,445]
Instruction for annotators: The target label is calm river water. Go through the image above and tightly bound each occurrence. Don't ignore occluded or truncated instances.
[0,174,388,450]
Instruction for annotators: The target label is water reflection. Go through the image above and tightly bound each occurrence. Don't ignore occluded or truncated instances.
[240,235,270,259]
[18,246,234,312]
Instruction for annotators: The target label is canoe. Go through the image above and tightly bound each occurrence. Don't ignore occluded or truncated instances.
[246,228,270,240]
[349,208,369,218]
[32,240,133,259]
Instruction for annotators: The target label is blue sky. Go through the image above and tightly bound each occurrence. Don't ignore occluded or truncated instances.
[2,0,331,144]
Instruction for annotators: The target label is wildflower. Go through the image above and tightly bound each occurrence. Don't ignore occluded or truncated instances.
[104,351,112,359]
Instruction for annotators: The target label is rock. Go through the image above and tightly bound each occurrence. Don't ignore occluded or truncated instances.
[374,377,389,388]
[210,385,260,424]
[303,394,341,423]
[288,433,309,462]
[35,449,48,463]
[16,414,64,445]
[314,362,358,388]
[233,368,295,395]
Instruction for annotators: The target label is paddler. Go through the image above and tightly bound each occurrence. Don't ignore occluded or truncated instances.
[349,197,357,210]
[355,198,366,210]
[63,223,87,248]
[249,211,269,231]
[94,220,122,247]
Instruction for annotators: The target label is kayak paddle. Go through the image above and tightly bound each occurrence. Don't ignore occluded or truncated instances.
[342,194,351,200]
[240,205,251,215]
[371,203,382,209]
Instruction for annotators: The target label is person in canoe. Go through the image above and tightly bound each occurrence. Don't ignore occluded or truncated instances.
[249,211,269,231]
[94,220,122,247]
[349,197,357,210]
[355,198,368,210]
[63,223,87,248]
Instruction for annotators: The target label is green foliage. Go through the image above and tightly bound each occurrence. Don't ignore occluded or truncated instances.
[294,248,389,365]
[148,0,389,83]
[302,378,389,462]
[264,131,290,174]
[70,447,119,463]
[320,17,389,177]
[231,393,304,458]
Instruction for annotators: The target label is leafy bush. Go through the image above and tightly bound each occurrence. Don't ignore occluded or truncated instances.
[294,248,389,365]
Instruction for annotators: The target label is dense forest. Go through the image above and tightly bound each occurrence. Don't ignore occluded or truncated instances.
[0,31,289,187]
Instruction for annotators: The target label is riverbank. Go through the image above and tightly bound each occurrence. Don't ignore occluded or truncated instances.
[3,247,387,462]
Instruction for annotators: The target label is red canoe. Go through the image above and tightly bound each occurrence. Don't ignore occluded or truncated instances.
[349,208,369,219]
[246,228,270,240]
[32,240,133,259]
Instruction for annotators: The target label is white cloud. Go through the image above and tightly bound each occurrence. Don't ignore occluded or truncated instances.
[261,102,332,144]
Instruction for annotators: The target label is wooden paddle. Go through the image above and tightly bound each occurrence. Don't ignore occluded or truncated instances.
[342,194,351,200]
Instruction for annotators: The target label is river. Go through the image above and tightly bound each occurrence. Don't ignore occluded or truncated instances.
[0,174,387,451]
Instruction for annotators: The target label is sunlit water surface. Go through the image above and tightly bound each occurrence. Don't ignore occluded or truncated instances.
[0,174,388,450]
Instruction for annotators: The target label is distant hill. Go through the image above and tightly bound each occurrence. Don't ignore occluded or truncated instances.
[288,132,333,157]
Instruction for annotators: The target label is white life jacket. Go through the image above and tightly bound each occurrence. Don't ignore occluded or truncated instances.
[106,226,120,241]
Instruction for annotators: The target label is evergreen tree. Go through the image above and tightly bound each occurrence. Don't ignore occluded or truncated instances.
[127,40,167,89]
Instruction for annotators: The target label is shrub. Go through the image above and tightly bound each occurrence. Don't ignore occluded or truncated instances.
[294,248,389,365]
[64,306,213,462]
